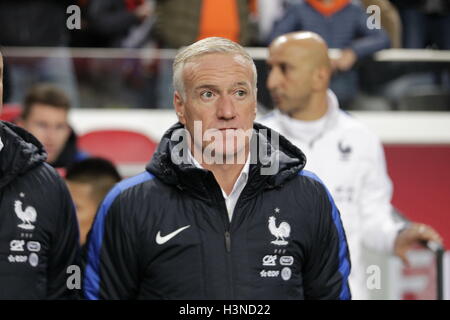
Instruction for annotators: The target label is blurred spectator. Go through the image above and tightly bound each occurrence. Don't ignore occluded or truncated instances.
[17,84,88,171]
[0,0,71,47]
[391,0,450,49]
[88,0,155,48]
[268,0,391,108]
[70,0,110,48]
[153,0,257,48]
[66,158,122,245]
[0,0,79,107]
[153,0,258,108]
[87,0,159,109]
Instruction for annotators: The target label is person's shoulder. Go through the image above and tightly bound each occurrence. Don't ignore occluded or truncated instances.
[336,110,381,143]
[287,169,329,201]
[257,110,279,127]
[333,0,366,15]
[296,169,327,191]
[107,171,157,201]
[21,162,63,187]
[94,172,161,232]
[100,171,169,213]
[348,0,365,10]
[285,170,334,222]
[283,0,308,13]
[289,0,307,8]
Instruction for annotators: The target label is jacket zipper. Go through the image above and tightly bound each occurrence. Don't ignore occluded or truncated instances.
[224,231,231,253]
[217,191,233,298]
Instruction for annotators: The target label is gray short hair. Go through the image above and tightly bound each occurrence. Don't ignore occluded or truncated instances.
[172,37,257,100]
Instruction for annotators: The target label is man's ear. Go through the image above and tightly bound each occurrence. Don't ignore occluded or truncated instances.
[312,66,331,91]
[174,91,186,125]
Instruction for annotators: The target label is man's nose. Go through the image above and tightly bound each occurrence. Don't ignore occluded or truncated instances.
[267,67,282,91]
[216,95,236,120]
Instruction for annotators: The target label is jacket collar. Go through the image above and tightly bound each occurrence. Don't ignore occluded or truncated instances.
[275,89,340,147]
[0,121,47,188]
[146,122,307,204]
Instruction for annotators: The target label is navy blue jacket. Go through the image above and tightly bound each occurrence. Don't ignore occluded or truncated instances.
[0,121,80,299]
[268,0,390,57]
[84,122,351,300]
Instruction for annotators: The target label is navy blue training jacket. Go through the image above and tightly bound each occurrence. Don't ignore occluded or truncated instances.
[0,121,80,299]
[84,122,351,300]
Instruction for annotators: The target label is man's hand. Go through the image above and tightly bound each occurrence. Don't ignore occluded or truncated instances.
[331,49,357,72]
[394,223,443,267]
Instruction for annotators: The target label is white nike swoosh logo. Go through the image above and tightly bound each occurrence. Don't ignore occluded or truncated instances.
[156,225,190,245]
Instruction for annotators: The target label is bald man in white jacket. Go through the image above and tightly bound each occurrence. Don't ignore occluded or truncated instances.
[259,31,442,299]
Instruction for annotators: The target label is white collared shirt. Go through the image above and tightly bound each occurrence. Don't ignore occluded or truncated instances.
[187,151,250,222]
[0,137,3,152]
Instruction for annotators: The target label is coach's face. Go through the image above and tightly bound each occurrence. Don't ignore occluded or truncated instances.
[174,53,257,160]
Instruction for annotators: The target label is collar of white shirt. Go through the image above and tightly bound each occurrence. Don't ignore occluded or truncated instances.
[276,89,340,146]
[186,149,251,222]
[0,136,3,152]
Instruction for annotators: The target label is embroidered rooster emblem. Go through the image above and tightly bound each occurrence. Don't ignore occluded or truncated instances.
[14,200,37,230]
[268,216,291,246]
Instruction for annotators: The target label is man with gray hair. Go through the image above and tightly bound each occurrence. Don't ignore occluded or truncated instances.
[84,37,351,300]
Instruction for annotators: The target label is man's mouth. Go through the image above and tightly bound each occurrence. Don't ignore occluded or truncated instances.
[218,128,237,131]
[271,93,282,104]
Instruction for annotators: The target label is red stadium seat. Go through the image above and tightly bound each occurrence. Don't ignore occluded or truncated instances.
[78,129,158,176]
[0,104,22,122]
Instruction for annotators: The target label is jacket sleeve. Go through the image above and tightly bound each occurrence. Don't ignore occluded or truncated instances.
[301,172,351,300]
[83,187,141,300]
[46,173,81,299]
[349,5,391,58]
[358,132,405,253]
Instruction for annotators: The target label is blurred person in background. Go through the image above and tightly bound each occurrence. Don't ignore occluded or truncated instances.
[66,158,122,246]
[87,0,160,108]
[391,0,450,49]
[88,0,155,48]
[268,0,391,108]
[260,31,442,299]
[152,0,258,108]
[153,0,257,48]
[0,51,80,299]
[0,0,79,107]
[17,84,88,172]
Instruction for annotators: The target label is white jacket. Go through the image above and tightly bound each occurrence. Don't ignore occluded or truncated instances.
[259,90,405,299]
